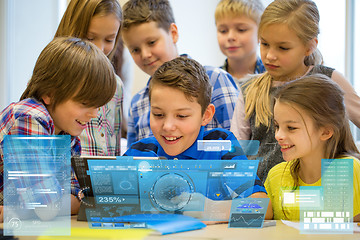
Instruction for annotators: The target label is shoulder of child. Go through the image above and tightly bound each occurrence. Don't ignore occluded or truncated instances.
[11,98,51,121]
[204,128,235,140]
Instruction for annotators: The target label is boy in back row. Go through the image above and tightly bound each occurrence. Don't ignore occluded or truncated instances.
[215,0,266,86]
[124,57,272,220]
[122,0,240,148]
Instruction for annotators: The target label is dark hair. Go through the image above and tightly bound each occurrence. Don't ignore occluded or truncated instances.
[149,57,212,114]
[21,37,116,110]
[122,0,175,31]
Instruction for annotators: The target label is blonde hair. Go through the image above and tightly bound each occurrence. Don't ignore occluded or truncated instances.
[274,74,359,187]
[215,0,264,25]
[21,37,116,111]
[55,0,122,60]
[244,0,323,127]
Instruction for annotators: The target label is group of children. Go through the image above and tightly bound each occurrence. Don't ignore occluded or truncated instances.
[0,0,359,223]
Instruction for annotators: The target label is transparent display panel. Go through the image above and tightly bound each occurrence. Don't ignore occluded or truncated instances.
[3,135,71,236]
[74,157,259,228]
[228,198,269,228]
[300,159,353,234]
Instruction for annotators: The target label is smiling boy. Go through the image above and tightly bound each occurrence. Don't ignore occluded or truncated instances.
[124,57,272,219]
[122,0,239,147]
[0,37,116,218]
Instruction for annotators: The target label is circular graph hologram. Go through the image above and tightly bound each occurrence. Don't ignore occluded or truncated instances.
[150,173,194,211]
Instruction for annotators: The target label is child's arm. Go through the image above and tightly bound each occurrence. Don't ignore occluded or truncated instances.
[249,192,273,220]
[331,70,360,128]
[230,92,251,140]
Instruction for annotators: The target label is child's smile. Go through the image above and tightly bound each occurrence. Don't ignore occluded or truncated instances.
[274,101,326,163]
[45,98,98,136]
[150,84,207,156]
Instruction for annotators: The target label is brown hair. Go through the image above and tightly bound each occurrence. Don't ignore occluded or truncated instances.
[21,37,116,111]
[55,0,122,60]
[149,57,212,115]
[244,0,323,128]
[215,0,264,25]
[122,0,175,32]
[274,74,359,187]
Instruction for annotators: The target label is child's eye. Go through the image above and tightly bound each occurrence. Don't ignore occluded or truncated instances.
[287,126,297,131]
[261,42,269,47]
[280,46,290,51]
[237,28,247,33]
[152,113,164,118]
[131,48,139,54]
[274,123,279,130]
[177,115,188,119]
[106,39,115,43]
[218,29,227,34]
[148,40,156,46]
[87,37,94,41]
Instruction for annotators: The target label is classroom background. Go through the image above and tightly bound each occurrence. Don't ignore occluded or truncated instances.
[0,0,359,141]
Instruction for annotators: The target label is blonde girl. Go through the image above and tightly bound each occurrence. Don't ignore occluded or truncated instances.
[55,0,124,156]
[265,74,360,221]
[230,0,360,181]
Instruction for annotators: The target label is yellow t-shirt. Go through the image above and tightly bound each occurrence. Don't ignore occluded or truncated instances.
[264,157,360,220]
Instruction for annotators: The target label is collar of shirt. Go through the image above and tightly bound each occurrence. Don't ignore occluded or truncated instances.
[221,57,265,74]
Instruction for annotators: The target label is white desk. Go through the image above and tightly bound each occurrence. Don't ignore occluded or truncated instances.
[2,216,360,240]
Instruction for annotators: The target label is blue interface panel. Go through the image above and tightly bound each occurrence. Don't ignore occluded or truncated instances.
[77,157,259,226]
[3,135,71,236]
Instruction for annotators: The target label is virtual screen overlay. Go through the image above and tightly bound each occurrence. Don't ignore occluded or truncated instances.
[280,158,354,234]
[3,135,71,236]
[73,157,261,227]
[71,139,269,229]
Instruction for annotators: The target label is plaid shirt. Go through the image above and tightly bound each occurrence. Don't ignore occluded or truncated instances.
[127,58,239,147]
[0,98,81,204]
[79,76,123,156]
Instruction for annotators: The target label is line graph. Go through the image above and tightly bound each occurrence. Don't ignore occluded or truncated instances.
[229,213,265,228]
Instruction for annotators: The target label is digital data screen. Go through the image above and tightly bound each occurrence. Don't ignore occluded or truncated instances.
[3,135,71,236]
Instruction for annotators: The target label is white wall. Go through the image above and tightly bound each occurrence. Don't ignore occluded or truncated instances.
[0,0,66,110]
[0,0,7,110]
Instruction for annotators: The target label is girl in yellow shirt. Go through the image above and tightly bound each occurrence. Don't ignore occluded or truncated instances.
[265,74,360,222]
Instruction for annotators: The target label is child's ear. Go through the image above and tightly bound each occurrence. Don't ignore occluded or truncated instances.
[201,104,215,126]
[305,37,318,56]
[320,125,334,141]
[42,95,52,105]
[169,23,179,44]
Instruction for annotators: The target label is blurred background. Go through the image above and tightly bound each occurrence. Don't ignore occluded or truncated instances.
[0,0,359,140]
